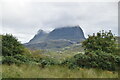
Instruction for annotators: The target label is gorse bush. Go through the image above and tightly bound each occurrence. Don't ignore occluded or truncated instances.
[69,30,120,71]
[13,54,30,63]
[62,52,120,71]
[2,56,22,65]
[2,34,25,56]
[2,53,59,67]
[1,34,39,65]
[82,30,117,53]
[2,55,36,65]
[40,57,59,66]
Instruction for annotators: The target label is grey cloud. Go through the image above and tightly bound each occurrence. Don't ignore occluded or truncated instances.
[1,2,118,43]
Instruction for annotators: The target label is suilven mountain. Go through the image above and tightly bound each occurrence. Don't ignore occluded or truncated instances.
[25,25,86,50]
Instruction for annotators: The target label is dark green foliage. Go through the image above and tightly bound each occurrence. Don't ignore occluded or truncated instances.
[39,57,59,68]
[2,34,24,56]
[2,54,38,65]
[75,30,120,71]
[82,30,117,53]
[2,56,22,65]
[2,53,59,66]
[1,34,30,65]
[62,52,120,71]
[13,54,30,63]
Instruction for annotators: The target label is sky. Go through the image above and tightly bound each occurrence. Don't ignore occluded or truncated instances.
[0,0,119,43]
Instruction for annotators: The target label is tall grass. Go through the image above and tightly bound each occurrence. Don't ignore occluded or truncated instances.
[1,64,118,78]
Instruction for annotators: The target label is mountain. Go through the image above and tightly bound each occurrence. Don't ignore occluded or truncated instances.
[46,25,85,42]
[25,25,86,50]
[28,29,48,44]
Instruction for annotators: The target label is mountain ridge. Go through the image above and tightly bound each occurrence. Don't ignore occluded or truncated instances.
[25,25,86,50]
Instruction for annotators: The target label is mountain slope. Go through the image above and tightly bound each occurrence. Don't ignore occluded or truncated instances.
[46,25,85,42]
[28,30,48,44]
[25,25,86,50]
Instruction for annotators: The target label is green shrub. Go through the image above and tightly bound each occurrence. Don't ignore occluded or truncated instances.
[38,57,59,68]
[2,55,41,65]
[2,34,25,56]
[78,30,120,71]
[82,30,117,53]
[2,56,22,65]
[62,52,120,71]
[13,54,30,63]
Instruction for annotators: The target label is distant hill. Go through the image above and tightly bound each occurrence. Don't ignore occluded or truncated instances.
[46,26,85,42]
[25,25,86,50]
[28,30,48,44]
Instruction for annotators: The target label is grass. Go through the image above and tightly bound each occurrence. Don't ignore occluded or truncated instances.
[40,50,82,62]
[1,64,118,78]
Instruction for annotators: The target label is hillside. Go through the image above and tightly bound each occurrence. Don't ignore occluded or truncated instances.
[46,25,85,42]
[25,25,86,50]
[28,30,48,44]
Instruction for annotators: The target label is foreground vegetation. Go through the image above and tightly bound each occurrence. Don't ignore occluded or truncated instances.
[1,64,118,78]
[1,30,120,78]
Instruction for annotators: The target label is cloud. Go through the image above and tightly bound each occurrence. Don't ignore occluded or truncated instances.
[1,1,118,43]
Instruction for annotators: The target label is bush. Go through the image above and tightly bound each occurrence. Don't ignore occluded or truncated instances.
[78,30,120,71]
[2,56,22,65]
[2,54,41,65]
[42,58,59,65]
[13,54,30,63]
[62,52,120,71]
[38,57,59,68]
[82,30,117,53]
[2,34,25,56]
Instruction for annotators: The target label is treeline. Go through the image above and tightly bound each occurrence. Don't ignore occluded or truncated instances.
[1,30,120,71]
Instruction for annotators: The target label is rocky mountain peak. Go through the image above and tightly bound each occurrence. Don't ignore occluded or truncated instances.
[47,25,85,42]
[36,29,46,35]
[27,25,86,46]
